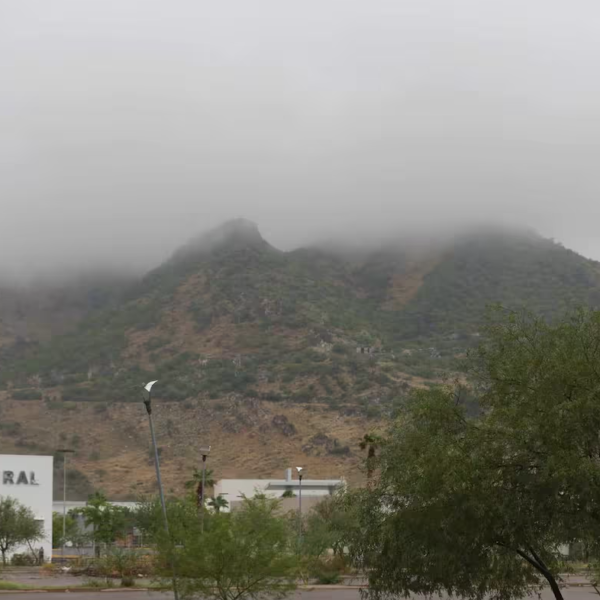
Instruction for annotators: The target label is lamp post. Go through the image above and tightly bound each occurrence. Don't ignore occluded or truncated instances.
[198,446,211,533]
[56,448,74,564]
[141,381,179,600]
[296,466,303,544]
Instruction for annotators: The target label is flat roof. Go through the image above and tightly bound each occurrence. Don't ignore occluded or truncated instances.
[0,453,53,458]
[217,479,343,485]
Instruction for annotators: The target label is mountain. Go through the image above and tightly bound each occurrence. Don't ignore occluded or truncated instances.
[1,220,599,499]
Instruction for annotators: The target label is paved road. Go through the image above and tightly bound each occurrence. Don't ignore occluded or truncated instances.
[4,589,600,600]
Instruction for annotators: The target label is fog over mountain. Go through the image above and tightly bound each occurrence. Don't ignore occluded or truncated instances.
[2,0,600,281]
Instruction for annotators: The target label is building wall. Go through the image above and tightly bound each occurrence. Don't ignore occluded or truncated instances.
[214,475,343,513]
[228,495,325,514]
[213,479,276,501]
[0,454,53,561]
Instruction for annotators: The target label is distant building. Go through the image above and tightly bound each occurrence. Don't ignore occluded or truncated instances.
[0,454,53,561]
[214,468,345,513]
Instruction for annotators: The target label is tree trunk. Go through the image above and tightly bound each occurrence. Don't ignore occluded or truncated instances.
[512,546,564,600]
[542,570,564,600]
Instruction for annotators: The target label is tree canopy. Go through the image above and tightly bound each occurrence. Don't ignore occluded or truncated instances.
[346,308,600,600]
[52,511,86,549]
[0,497,44,564]
[152,495,298,600]
[73,492,132,548]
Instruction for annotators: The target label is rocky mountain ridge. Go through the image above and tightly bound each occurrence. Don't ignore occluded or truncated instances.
[1,219,599,499]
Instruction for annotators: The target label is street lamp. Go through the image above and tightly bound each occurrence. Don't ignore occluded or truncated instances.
[296,467,303,543]
[56,448,74,564]
[199,445,211,533]
[140,381,179,600]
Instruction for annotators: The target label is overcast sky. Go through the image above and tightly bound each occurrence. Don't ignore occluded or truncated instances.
[2,0,600,280]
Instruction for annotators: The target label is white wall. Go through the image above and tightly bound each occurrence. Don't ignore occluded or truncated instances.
[213,478,343,512]
[0,454,53,562]
[214,479,273,503]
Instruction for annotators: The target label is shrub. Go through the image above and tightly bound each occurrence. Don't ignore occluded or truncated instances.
[0,422,22,436]
[332,343,349,355]
[329,445,351,456]
[316,570,341,585]
[11,553,37,566]
[145,337,169,351]
[11,389,42,400]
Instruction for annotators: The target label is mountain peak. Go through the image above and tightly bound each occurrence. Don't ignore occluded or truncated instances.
[211,218,263,242]
[171,218,269,263]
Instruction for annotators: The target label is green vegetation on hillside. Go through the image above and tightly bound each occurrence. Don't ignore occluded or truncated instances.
[395,232,600,336]
[2,225,600,417]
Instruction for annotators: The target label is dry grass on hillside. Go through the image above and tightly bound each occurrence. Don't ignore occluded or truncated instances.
[0,392,373,499]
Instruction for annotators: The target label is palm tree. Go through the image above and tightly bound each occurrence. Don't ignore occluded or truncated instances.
[185,468,216,507]
[208,496,229,513]
[359,433,381,481]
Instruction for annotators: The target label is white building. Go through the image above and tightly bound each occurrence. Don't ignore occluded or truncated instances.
[214,468,344,512]
[0,454,53,561]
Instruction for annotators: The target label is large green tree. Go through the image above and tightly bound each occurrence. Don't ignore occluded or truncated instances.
[347,308,600,600]
[0,497,44,565]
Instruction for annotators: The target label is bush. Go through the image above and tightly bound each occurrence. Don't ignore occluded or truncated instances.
[364,406,381,419]
[154,495,299,600]
[11,553,37,566]
[0,421,22,436]
[332,343,349,355]
[308,556,347,584]
[11,389,42,400]
[329,444,351,456]
[315,570,341,585]
[145,337,169,351]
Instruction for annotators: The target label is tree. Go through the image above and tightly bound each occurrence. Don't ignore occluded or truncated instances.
[73,492,131,553]
[0,497,44,565]
[133,495,197,550]
[52,512,88,548]
[347,308,600,600]
[207,495,229,513]
[185,468,216,507]
[358,433,381,480]
[158,495,298,600]
[303,494,355,559]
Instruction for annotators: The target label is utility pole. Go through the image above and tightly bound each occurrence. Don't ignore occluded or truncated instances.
[199,446,211,533]
[296,467,303,545]
[141,381,179,600]
[57,448,74,565]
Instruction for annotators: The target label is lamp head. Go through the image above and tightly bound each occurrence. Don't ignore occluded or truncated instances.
[144,380,158,393]
[199,445,211,456]
[141,381,158,415]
